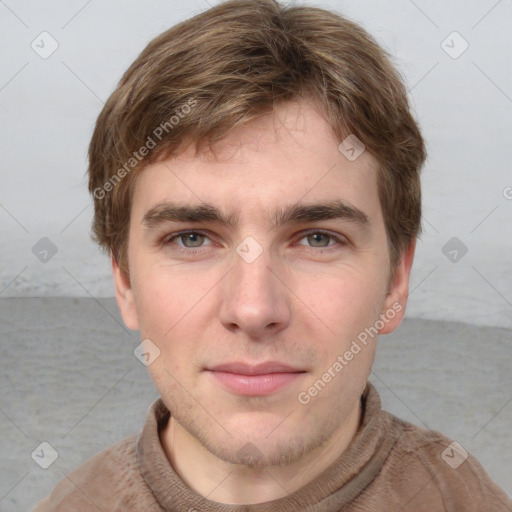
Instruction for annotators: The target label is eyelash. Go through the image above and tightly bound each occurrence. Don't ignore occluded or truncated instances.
[160,229,347,252]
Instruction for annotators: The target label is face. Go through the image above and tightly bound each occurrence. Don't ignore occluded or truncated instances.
[113,100,413,469]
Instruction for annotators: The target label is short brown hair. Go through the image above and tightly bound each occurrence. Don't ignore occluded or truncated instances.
[88,0,426,278]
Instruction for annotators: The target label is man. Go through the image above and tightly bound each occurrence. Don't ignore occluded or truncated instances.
[33,0,512,510]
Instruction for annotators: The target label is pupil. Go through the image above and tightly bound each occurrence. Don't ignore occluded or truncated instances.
[184,233,202,247]
[309,233,328,247]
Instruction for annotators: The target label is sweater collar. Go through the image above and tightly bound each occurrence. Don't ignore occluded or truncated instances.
[137,382,398,511]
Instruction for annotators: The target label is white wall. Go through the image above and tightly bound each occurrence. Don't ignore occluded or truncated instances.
[0,0,511,328]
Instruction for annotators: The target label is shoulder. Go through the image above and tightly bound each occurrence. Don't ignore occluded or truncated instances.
[378,411,512,510]
[31,434,159,512]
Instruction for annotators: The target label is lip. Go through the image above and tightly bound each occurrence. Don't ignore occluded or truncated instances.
[206,361,306,396]
[208,362,303,375]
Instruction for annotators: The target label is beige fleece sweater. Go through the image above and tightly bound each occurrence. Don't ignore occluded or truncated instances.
[32,383,512,511]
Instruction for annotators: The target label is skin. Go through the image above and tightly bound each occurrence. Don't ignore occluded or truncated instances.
[112,100,415,504]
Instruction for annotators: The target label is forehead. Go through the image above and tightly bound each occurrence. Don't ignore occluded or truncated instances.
[130,100,382,224]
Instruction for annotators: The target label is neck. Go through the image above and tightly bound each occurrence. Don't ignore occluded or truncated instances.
[161,401,362,505]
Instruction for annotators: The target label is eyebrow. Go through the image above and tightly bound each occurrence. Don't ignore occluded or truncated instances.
[273,201,370,229]
[141,200,370,231]
[142,203,237,229]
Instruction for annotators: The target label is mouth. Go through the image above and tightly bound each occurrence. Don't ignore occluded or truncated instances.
[205,362,307,396]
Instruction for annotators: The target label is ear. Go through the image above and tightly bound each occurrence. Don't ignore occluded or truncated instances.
[111,253,140,331]
[378,239,416,335]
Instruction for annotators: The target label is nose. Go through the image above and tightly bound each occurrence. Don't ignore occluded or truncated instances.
[218,247,291,339]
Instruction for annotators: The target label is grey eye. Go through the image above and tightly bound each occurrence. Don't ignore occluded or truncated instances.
[179,233,206,247]
[306,233,332,247]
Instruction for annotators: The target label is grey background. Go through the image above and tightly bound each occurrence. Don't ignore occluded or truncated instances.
[0,0,511,509]
[1,300,511,509]
[0,0,511,326]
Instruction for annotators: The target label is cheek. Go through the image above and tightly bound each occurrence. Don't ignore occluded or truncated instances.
[296,269,385,338]
[295,274,383,399]
[292,268,386,390]
[131,256,196,326]
[131,263,217,361]
[131,270,202,392]
[132,272,174,338]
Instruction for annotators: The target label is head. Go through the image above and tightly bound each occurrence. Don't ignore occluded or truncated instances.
[88,0,425,470]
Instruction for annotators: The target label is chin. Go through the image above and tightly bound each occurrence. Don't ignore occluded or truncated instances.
[211,434,310,469]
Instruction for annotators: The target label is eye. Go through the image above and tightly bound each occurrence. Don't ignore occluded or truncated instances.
[162,231,212,248]
[296,231,345,248]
